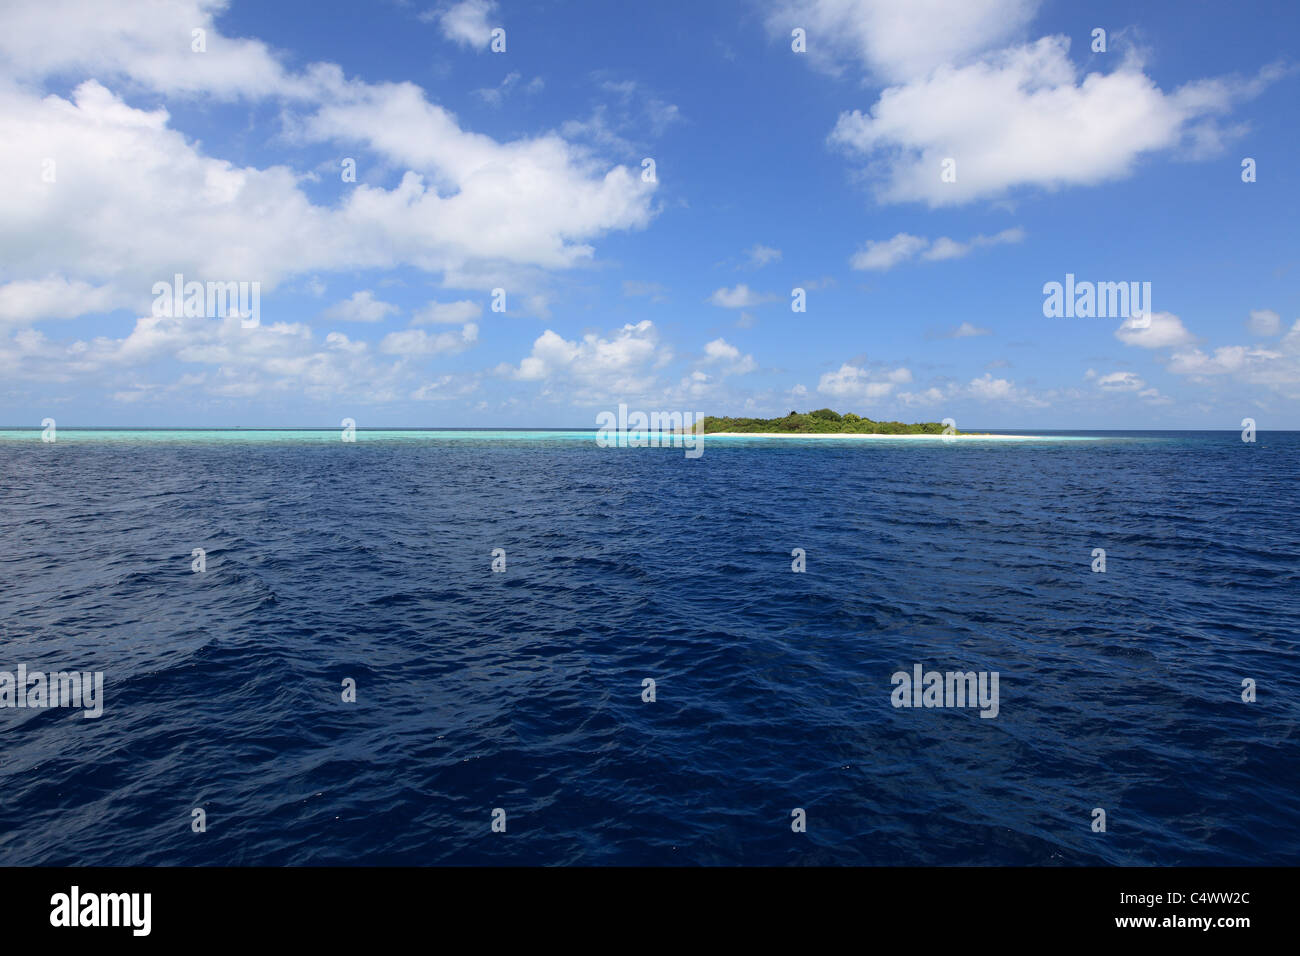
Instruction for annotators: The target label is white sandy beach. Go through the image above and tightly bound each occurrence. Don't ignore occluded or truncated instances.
[705,432,1046,441]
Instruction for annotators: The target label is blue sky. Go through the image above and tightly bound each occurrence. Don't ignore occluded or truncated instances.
[1,0,1297,427]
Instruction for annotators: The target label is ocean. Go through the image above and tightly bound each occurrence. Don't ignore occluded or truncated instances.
[1,429,1296,865]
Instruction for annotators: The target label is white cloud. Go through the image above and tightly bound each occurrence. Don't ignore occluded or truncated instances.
[559,80,681,161]
[849,233,928,271]
[701,338,757,374]
[433,1,498,50]
[828,35,1283,206]
[963,373,1048,406]
[412,300,484,325]
[921,228,1025,261]
[851,229,1022,270]
[0,0,308,100]
[0,81,340,301]
[818,362,912,403]
[766,0,1039,83]
[499,320,669,403]
[703,339,742,362]
[1114,311,1197,349]
[1165,323,1300,397]
[1095,370,1144,391]
[1247,309,1281,336]
[967,373,1016,400]
[1112,310,1300,399]
[321,290,399,323]
[598,79,682,137]
[0,312,425,404]
[1137,387,1173,405]
[896,373,1053,408]
[708,284,774,308]
[0,277,125,325]
[940,322,992,339]
[1167,345,1263,377]
[897,386,947,406]
[379,324,478,356]
[297,77,658,271]
[475,71,517,105]
[0,5,658,340]
[473,72,542,107]
[1087,369,1170,404]
[746,244,783,267]
[411,373,482,402]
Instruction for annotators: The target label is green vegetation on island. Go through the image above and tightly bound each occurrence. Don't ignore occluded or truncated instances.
[701,408,954,435]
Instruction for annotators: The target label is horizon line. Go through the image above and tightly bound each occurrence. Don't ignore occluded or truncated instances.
[0,425,1287,432]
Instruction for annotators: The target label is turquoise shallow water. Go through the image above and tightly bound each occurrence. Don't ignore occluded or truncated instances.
[0,428,1110,443]
[0,429,596,443]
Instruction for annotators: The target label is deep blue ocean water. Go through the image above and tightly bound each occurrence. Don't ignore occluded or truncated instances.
[1,429,1297,865]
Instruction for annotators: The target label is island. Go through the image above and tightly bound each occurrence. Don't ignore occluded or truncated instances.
[700,408,952,435]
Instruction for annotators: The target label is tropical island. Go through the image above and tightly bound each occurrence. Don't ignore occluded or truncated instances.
[700,408,953,435]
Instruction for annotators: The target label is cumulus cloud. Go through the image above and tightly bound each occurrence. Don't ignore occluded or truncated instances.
[412,300,484,325]
[851,229,1022,270]
[825,30,1283,206]
[296,76,658,272]
[321,291,399,323]
[850,234,929,271]
[1086,369,1170,404]
[1114,311,1197,349]
[818,362,912,403]
[1110,309,1300,399]
[1247,309,1281,336]
[896,386,947,406]
[498,320,669,402]
[922,228,1025,261]
[0,4,658,335]
[410,373,482,402]
[473,72,543,107]
[765,0,1039,82]
[967,373,1018,400]
[430,1,498,50]
[931,322,992,339]
[559,79,682,161]
[908,373,1049,407]
[708,284,775,308]
[1095,370,1144,391]
[746,244,783,268]
[0,277,126,325]
[0,312,429,404]
[701,338,757,374]
[379,324,478,356]
[0,0,309,100]
[1165,322,1300,397]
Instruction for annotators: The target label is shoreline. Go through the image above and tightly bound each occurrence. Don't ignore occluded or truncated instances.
[704,431,1049,441]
